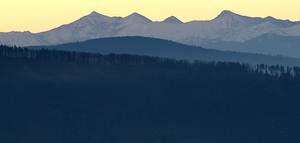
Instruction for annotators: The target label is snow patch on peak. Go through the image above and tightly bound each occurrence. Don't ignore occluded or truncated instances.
[212,10,259,28]
[124,12,152,23]
[71,11,115,26]
[265,16,277,21]
[84,11,111,20]
[163,16,183,24]
[89,11,100,16]
[217,10,239,18]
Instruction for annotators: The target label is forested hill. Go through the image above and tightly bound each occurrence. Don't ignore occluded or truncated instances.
[28,36,300,67]
[1,46,300,143]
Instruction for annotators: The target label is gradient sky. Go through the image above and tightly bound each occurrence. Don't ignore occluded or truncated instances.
[1,0,300,33]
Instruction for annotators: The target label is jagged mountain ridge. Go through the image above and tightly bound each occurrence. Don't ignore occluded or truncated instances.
[1,10,300,57]
[163,16,183,24]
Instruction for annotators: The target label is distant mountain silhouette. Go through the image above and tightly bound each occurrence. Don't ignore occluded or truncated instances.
[1,10,300,58]
[29,36,300,66]
[163,16,183,24]
[124,12,152,24]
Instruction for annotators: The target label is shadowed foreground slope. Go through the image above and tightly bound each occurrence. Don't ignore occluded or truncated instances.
[0,46,299,143]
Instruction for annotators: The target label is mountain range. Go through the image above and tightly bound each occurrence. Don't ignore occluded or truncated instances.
[30,36,300,67]
[1,10,300,58]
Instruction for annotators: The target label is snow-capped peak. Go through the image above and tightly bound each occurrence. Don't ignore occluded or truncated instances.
[124,12,152,24]
[68,11,115,27]
[163,16,183,24]
[212,10,258,28]
[83,11,111,20]
[216,10,240,18]
[214,10,245,22]
[265,16,277,21]
[89,11,101,16]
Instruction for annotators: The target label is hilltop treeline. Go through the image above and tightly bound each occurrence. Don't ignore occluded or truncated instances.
[29,36,300,67]
[0,45,299,143]
[1,45,300,76]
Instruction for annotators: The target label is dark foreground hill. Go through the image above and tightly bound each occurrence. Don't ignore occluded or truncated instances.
[29,36,300,67]
[0,46,299,143]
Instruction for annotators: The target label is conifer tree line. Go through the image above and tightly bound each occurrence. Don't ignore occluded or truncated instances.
[1,45,300,77]
[0,46,300,143]
[0,45,180,65]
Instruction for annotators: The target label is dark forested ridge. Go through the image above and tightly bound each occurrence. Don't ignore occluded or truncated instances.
[28,36,300,67]
[0,46,300,143]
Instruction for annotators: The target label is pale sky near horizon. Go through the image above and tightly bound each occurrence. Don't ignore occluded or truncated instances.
[1,0,300,32]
